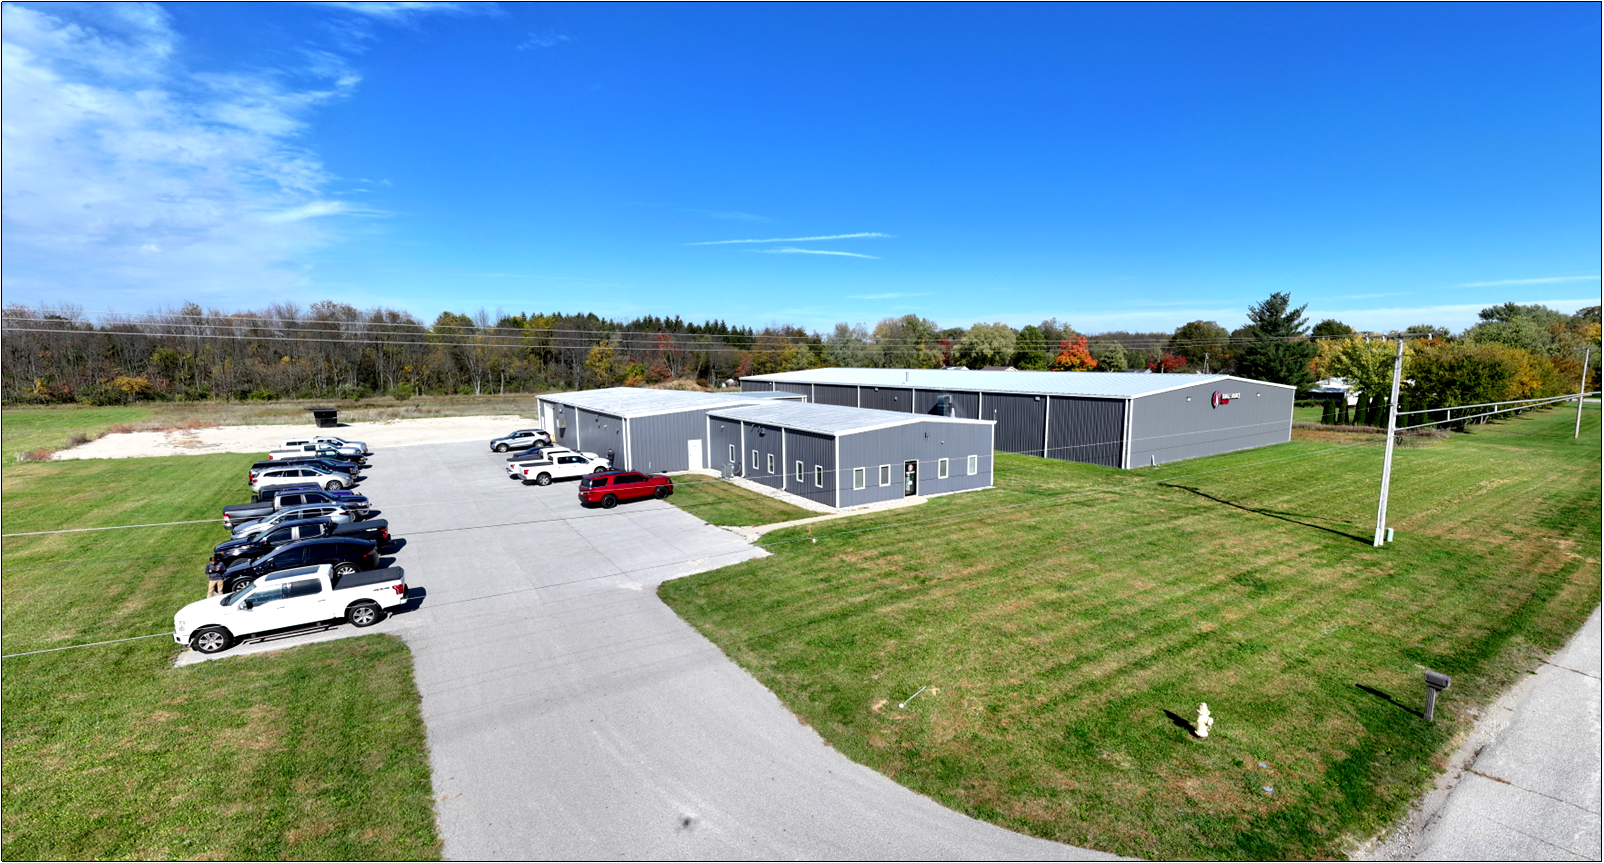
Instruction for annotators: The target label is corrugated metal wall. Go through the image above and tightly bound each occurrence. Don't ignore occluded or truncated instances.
[628,411,708,473]
[782,429,836,507]
[1128,381,1293,466]
[859,386,915,412]
[984,392,1047,457]
[740,420,787,490]
[814,384,859,407]
[740,380,773,393]
[1047,397,1125,467]
[913,389,980,419]
[709,418,743,475]
[575,408,624,464]
[774,382,812,398]
[836,421,994,507]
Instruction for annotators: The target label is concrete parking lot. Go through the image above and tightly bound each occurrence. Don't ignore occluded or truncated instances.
[353,441,1112,860]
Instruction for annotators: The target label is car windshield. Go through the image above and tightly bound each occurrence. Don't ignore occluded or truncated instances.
[221,582,256,606]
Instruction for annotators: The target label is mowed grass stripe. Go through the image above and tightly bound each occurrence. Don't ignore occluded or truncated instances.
[659,406,1600,859]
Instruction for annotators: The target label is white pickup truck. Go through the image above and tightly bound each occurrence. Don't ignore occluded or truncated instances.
[174,563,408,654]
[517,450,609,486]
[284,436,370,455]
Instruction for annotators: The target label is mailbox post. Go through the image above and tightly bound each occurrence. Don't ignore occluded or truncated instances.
[1423,670,1451,721]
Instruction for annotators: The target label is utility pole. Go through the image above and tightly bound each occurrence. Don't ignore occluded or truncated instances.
[1373,338,1406,547]
[1204,352,1210,374]
[1577,347,1591,439]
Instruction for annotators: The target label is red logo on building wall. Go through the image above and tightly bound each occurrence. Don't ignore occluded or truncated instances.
[1211,391,1240,408]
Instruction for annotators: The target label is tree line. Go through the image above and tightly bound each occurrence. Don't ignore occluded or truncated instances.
[2,295,1596,409]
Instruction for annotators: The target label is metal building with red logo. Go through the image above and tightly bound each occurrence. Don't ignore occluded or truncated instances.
[736,369,1296,469]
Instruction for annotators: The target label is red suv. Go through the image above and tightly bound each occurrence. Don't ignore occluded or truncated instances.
[578,470,674,508]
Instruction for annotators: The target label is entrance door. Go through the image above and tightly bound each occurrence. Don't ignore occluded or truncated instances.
[686,439,703,470]
[903,460,918,496]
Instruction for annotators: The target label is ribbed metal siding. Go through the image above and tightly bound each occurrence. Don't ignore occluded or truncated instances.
[814,384,859,407]
[859,386,914,412]
[1047,397,1125,467]
[742,420,786,490]
[984,393,1047,458]
[627,411,708,473]
[1128,380,1293,466]
[913,389,980,419]
[540,399,577,447]
[575,408,624,463]
[774,382,812,398]
[835,421,994,507]
[783,429,836,507]
[740,380,774,393]
[709,418,743,475]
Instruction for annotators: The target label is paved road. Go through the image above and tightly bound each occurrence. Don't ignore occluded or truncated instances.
[1372,607,1602,861]
[359,442,1114,860]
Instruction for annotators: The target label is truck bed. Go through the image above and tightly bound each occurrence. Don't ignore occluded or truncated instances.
[333,566,404,592]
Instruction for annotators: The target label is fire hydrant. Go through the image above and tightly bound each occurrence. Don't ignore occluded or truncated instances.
[1196,703,1214,739]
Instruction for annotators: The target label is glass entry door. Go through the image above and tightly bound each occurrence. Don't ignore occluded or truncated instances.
[904,460,917,496]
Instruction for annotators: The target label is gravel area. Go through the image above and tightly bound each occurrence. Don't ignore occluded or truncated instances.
[53,415,530,460]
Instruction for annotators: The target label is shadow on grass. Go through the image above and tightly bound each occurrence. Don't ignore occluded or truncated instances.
[1163,484,1372,545]
[1355,683,1423,718]
[1163,709,1199,737]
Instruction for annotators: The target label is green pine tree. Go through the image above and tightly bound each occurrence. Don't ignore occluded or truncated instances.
[1234,292,1318,391]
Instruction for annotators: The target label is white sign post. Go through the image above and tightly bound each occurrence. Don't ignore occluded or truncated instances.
[1576,347,1591,440]
[1373,339,1406,547]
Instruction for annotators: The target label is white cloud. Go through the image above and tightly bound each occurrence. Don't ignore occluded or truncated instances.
[754,247,879,259]
[518,29,573,50]
[1458,275,1600,288]
[682,208,769,222]
[1,3,367,304]
[848,292,931,300]
[316,2,484,22]
[688,232,892,246]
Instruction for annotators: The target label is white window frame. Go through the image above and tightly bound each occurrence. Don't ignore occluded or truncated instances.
[728,444,736,464]
[853,467,866,490]
[938,457,949,479]
[795,460,804,483]
[814,465,824,488]
[967,454,978,475]
[767,453,775,474]
[752,449,760,470]
[878,464,891,486]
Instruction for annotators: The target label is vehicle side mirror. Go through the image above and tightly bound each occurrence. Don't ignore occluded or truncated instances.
[242,600,254,610]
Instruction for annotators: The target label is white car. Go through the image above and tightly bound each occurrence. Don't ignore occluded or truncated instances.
[252,465,353,494]
[519,451,609,486]
[174,563,408,654]
[505,446,579,477]
[282,436,369,455]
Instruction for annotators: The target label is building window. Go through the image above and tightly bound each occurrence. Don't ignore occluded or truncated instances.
[752,449,760,470]
[938,457,949,479]
[796,460,804,483]
[967,454,978,475]
[853,467,866,490]
[814,465,824,487]
[766,453,775,474]
[728,444,736,464]
[878,464,891,486]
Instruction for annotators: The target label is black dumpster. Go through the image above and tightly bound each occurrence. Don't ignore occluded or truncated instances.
[307,408,339,428]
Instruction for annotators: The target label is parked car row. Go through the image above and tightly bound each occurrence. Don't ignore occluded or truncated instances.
[174,435,407,655]
[488,429,675,509]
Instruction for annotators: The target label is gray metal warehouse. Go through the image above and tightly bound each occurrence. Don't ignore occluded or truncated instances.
[736,369,1296,468]
[706,401,995,508]
[535,388,804,473]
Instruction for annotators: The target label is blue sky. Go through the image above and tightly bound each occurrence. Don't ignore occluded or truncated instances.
[3,2,1599,333]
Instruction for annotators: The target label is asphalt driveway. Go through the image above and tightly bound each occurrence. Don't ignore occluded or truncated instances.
[361,441,1113,860]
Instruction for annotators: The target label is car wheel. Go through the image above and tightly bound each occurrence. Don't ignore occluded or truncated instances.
[495,444,509,453]
[347,601,383,628]
[333,562,358,577]
[601,494,618,509]
[191,627,232,654]
[536,473,552,486]
[324,480,340,491]
[227,577,255,594]
[654,486,670,499]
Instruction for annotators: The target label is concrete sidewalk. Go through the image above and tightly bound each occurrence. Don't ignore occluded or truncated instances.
[1365,606,1602,861]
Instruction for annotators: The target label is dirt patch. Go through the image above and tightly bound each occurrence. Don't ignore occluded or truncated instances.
[53,415,529,460]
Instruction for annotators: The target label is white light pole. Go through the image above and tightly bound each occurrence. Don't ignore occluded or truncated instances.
[1576,347,1591,439]
[1373,338,1406,547]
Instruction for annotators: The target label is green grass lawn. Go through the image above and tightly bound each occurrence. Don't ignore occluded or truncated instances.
[1,405,152,459]
[659,405,1601,860]
[0,451,441,858]
[1293,404,1324,423]
[666,477,816,526]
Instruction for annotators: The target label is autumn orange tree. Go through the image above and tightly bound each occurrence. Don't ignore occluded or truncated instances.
[1050,336,1098,371]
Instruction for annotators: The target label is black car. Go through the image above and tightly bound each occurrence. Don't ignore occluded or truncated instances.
[214,517,392,564]
[221,536,380,593]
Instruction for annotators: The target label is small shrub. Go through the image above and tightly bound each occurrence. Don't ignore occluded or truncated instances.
[107,424,136,435]
[16,448,53,462]
[66,432,96,447]
[246,388,278,402]
[391,383,414,401]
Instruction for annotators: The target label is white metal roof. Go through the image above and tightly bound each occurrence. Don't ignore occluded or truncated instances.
[539,387,800,418]
[740,368,1295,398]
[708,400,991,436]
